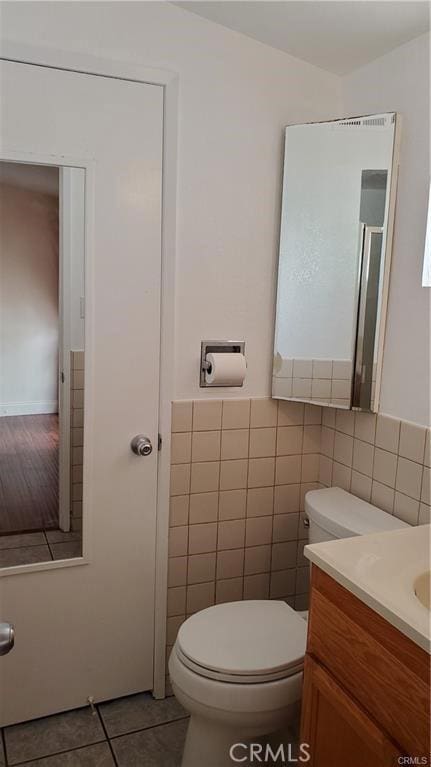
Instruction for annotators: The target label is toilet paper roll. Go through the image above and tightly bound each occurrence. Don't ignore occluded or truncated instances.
[205,353,246,387]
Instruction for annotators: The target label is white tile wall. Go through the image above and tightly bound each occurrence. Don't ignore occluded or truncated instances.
[273,356,378,409]
[166,397,430,680]
[320,411,430,527]
[166,397,322,667]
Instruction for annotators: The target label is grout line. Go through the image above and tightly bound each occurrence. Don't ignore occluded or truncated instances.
[45,539,55,561]
[107,714,190,744]
[1,728,8,767]
[9,738,108,767]
[94,705,120,767]
[243,422,252,600]
[212,456,222,606]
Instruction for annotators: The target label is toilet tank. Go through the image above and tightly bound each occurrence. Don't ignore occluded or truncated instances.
[305,487,410,544]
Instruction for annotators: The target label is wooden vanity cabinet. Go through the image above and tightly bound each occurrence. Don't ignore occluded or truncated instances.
[301,656,402,767]
[300,566,430,766]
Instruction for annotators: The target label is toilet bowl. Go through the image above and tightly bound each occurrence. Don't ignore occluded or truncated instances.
[169,599,307,767]
[169,488,410,767]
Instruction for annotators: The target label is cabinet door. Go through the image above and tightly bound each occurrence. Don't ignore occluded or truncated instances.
[301,655,402,767]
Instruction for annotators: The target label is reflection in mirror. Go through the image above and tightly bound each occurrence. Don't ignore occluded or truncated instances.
[0,160,85,568]
[273,113,398,412]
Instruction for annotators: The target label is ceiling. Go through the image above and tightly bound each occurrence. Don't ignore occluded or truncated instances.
[174,1,430,75]
[0,162,59,196]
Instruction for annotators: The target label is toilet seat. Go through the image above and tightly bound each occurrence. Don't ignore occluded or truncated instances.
[174,644,304,683]
[175,600,307,685]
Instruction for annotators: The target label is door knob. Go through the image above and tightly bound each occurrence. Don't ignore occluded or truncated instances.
[0,622,15,656]
[131,435,153,456]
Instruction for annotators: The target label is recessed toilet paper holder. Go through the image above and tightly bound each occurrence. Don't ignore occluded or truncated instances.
[200,340,245,387]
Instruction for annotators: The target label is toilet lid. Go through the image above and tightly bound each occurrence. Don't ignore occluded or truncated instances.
[176,601,307,683]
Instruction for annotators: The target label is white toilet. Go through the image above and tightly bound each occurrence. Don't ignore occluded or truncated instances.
[169,487,409,767]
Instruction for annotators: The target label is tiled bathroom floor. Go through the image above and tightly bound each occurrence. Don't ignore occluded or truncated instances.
[0,693,189,767]
[0,530,82,568]
[0,693,299,766]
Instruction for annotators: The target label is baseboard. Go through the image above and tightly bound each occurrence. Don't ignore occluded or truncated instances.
[0,401,58,417]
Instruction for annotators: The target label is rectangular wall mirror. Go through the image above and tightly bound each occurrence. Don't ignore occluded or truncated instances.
[272,113,400,412]
[0,159,85,568]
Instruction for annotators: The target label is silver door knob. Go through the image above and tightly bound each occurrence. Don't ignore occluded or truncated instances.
[131,435,153,456]
[0,622,15,656]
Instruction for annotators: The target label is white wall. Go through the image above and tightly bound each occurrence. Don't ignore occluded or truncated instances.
[1,1,341,400]
[61,167,85,351]
[3,5,426,424]
[0,182,59,415]
[341,33,430,427]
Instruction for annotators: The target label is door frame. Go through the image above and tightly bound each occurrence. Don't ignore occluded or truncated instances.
[0,40,179,700]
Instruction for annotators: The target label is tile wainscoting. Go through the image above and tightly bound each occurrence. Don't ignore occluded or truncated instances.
[70,350,84,533]
[166,397,430,682]
[272,357,377,409]
[167,397,323,675]
[319,407,430,525]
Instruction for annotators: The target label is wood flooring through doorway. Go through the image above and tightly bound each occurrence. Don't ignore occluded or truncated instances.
[0,414,59,534]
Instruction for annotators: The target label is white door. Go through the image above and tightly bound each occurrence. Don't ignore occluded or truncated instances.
[0,60,163,725]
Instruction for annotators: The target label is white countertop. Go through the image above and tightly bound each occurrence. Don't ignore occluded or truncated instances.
[305,525,431,653]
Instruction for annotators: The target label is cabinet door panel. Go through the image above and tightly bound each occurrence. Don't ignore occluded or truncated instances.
[308,567,429,756]
[301,656,402,767]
